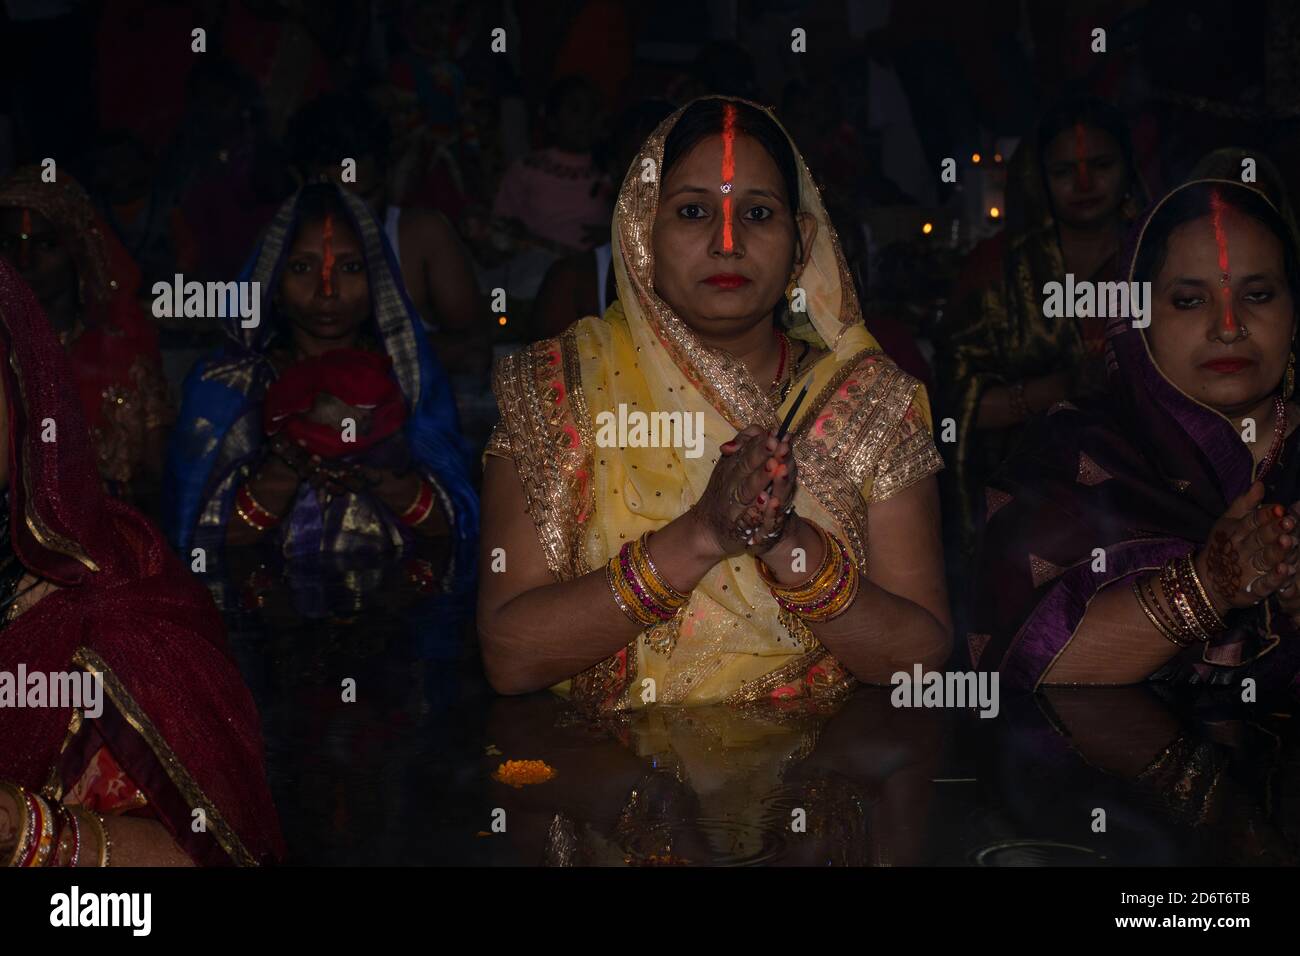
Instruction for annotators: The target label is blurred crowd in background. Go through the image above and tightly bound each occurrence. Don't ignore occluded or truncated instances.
[3,0,1300,564]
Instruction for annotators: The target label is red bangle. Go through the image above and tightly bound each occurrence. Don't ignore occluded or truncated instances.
[236,483,281,531]
[398,479,437,527]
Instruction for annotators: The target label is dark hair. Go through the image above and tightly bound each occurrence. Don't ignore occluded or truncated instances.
[1132,181,1300,309]
[662,99,800,218]
[290,183,355,232]
[1036,96,1136,203]
[661,99,804,327]
[288,93,392,175]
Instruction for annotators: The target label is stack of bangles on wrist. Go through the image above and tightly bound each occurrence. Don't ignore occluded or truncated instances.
[235,483,281,532]
[607,531,690,627]
[1,782,110,867]
[1131,553,1227,648]
[755,521,859,622]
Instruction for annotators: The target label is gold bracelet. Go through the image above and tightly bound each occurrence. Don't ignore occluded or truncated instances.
[608,535,690,628]
[1133,578,1187,648]
[1,781,33,868]
[29,791,56,867]
[81,809,111,868]
[607,556,652,627]
[755,521,837,600]
[631,532,689,606]
[1145,571,1197,646]
[1144,572,1190,647]
[1176,554,1226,633]
[1160,560,1213,643]
[758,524,860,622]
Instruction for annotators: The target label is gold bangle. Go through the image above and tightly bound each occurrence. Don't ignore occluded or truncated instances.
[1140,574,1179,637]
[607,556,649,627]
[1133,578,1185,647]
[758,523,842,603]
[1177,554,1226,633]
[755,521,836,598]
[81,809,111,868]
[758,524,860,623]
[1160,561,1212,643]
[28,791,55,867]
[1147,571,1196,646]
[1,781,33,868]
[632,533,689,606]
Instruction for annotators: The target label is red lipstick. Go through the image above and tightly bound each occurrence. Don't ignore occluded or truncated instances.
[704,274,750,289]
[1200,358,1254,373]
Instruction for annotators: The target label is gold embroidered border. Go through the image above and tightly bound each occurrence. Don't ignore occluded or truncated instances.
[494,333,638,710]
[491,343,573,580]
[72,646,257,866]
[720,646,855,705]
[4,342,99,572]
[871,426,945,502]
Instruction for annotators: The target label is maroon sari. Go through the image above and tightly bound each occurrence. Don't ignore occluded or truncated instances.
[0,259,284,865]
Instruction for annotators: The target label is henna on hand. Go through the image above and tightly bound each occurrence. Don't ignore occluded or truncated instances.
[1206,529,1240,604]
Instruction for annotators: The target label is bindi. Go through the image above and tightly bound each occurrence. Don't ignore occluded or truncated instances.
[321,213,336,296]
[720,103,737,252]
[1073,121,1093,192]
[1209,189,1236,332]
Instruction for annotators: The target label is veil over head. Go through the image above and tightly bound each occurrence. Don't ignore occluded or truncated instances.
[973,178,1300,692]
[0,258,283,864]
[492,95,939,708]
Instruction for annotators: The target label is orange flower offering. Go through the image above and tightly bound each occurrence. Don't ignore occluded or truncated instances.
[492,759,557,788]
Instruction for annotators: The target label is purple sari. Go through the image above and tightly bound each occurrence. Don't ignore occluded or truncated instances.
[971,179,1300,693]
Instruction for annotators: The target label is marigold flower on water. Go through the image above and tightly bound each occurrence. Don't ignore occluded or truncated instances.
[492,759,557,787]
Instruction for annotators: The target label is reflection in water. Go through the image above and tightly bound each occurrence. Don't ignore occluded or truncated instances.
[201,550,1300,866]
[484,690,944,866]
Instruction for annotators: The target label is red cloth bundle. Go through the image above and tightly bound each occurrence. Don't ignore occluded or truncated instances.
[263,348,408,458]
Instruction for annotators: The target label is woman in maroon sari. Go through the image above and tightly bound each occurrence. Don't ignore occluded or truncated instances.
[0,259,282,866]
[0,167,174,506]
[973,180,1300,694]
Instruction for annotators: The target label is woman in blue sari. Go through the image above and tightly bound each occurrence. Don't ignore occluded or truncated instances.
[164,183,478,573]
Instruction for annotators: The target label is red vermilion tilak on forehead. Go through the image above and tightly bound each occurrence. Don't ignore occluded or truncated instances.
[1209,188,1237,333]
[19,208,32,269]
[321,212,336,296]
[1073,121,1093,192]
[720,103,737,252]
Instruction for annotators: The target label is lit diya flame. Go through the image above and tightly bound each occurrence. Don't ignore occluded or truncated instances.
[492,759,557,788]
[19,208,32,269]
[1073,121,1093,193]
[721,102,737,252]
[320,213,336,296]
[1209,188,1236,334]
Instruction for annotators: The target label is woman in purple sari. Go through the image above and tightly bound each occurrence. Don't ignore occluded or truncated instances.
[973,179,1300,693]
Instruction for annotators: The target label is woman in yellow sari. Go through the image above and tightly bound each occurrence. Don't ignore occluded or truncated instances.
[478,96,952,710]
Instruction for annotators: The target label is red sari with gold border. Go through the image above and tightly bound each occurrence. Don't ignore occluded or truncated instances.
[0,259,283,865]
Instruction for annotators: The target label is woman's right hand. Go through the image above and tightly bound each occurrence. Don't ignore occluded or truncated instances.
[687,425,792,559]
[1194,480,1298,614]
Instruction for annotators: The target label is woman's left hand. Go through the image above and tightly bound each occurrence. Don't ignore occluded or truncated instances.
[725,435,798,555]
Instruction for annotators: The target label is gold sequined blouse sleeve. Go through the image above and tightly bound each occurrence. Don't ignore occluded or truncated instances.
[869,383,944,502]
[482,419,513,469]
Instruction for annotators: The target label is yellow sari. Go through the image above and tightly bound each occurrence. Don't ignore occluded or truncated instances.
[486,96,943,710]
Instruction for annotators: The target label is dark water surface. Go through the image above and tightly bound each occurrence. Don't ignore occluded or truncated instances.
[208,552,1300,866]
